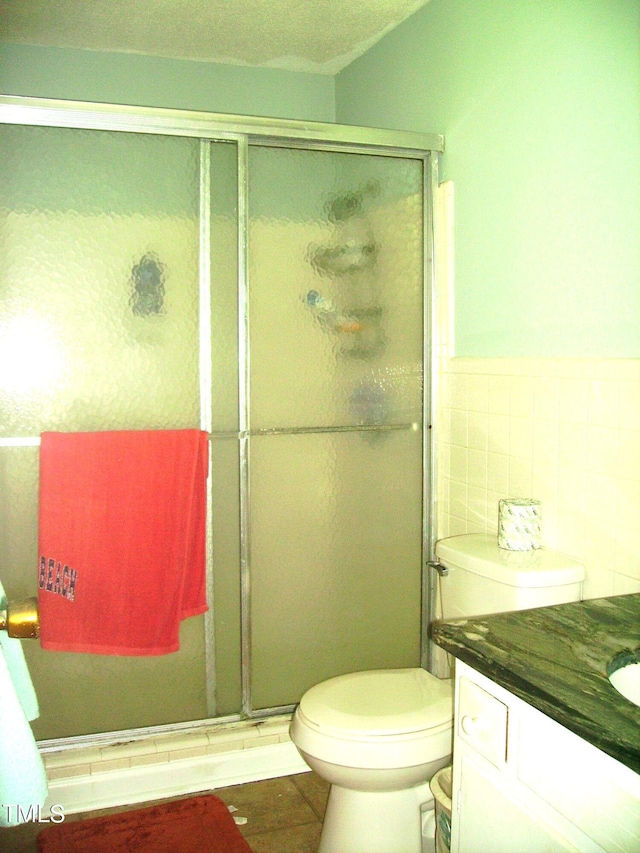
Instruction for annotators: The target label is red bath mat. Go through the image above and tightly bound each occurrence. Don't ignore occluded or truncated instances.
[37,794,254,853]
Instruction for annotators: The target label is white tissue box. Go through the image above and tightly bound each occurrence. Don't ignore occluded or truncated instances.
[498,498,542,551]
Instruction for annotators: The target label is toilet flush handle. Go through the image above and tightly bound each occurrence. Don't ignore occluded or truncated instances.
[427,561,449,577]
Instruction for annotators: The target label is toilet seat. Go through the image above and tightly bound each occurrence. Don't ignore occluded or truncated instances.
[298,668,452,736]
[291,668,453,771]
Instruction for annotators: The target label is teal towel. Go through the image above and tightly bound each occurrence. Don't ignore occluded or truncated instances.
[0,582,39,721]
[0,581,48,827]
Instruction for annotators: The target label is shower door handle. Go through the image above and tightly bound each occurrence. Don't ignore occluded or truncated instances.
[0,596,40,638]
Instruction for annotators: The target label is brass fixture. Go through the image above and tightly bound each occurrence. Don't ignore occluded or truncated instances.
[0,596,40,639]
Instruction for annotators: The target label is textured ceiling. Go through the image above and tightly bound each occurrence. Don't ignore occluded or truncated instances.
[0,0,430,74]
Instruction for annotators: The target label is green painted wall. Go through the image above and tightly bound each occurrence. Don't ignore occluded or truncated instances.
[0,43,335,122]
[336,0,640,357]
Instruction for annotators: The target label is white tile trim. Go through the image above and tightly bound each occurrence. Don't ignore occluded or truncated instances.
[41,717,309,817]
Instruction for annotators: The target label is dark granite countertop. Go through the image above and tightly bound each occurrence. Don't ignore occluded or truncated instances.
[432,593,640,775]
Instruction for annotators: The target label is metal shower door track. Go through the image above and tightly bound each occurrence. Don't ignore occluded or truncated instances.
[0,95,444,154]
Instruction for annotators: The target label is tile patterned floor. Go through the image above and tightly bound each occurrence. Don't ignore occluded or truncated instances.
[0,771,330,853]
[218,773,329,852]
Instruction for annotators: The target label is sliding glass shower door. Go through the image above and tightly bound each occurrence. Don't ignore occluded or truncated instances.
[0,124,207,738]
[246,145,425,711]
[0,105,432,740]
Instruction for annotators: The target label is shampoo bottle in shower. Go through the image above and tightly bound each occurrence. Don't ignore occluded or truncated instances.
[305,290,362,334]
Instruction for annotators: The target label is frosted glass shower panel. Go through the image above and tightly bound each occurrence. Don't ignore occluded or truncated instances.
[25,618,208,739]
[208,141,243,715]
[210,141,240,432]
[0,441,209,738]
[209,437,243,716]
[249,429,423,710]
[0,124,206,739]
[248,146,424,430]
[0,445,39,596]
[0,125,201,436]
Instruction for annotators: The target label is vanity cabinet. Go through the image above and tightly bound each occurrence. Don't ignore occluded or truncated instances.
[451,661,640,853]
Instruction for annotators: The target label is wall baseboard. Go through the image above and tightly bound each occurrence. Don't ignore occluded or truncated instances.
[44,740,309,817]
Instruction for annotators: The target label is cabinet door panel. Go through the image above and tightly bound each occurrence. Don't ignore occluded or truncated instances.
[455,755,582,853]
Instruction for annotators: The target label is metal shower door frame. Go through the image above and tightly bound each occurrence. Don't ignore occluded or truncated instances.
[0,95,443,739]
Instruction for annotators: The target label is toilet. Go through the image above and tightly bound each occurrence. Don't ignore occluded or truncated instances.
[290,533,585,853]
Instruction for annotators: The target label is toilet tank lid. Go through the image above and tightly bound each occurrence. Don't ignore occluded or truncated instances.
[435,534,585,588]
[298,668,453,736]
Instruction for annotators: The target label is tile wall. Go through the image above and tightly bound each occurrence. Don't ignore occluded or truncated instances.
[436,357,640,600]
[433,182,640,601]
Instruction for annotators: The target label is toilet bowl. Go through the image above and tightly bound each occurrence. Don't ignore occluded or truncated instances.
[290,668,453,853]
[291,535,586,853]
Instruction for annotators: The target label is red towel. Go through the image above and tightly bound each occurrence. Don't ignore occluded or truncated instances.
[37,430,209,656]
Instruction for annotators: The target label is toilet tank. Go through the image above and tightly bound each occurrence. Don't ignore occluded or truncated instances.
[434,534,584,621]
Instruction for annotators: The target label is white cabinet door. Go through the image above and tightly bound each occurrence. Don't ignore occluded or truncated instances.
[456,753,582,853]
[451,662,618,853]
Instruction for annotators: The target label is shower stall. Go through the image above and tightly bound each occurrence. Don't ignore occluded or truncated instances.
[0,96,443,744]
